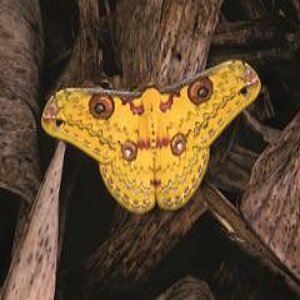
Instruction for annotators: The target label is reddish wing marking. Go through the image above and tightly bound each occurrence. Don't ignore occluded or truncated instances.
[137,139,151,150]
[150,179,161,187]
[129,102,144,115]
[156,137,170,148]
[160,95,174,112]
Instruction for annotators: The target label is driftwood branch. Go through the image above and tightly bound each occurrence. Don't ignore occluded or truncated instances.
[0,0,43,289]
[0,0,43,205]
[241,112,300,283]
[155,276,215,300]
[82,192,207,297]
[1,143,65,300]
[115,0,223,89]
[204,183,300,294]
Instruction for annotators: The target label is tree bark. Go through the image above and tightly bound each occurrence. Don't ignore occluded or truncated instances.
[56,0,101,88]
[0,0,44,286]
[155,276,215,300]
[83,192,207,296]
[1,143,65,300]
[241,112,300,283]
[0,0,43,204]
[115,0,223,89]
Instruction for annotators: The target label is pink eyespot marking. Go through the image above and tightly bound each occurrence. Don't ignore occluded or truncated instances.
[244,68,259,86]
[42,102,59,121]
[171,133,186,156]
[121,141,138,161]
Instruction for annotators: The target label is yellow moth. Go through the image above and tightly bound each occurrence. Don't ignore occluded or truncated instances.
[42,60,261,213]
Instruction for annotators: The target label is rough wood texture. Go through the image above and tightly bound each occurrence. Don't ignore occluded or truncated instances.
[56,0,101,88]
[155,276,215,300]
[241,112,300,282]
[208,144,258,193]
[204,183,300,294]
[208,0,298,67]
[0,0,43,203]
[203,184,277,262]
[115,0,223,89]
[83,193,207,297]
[1,142,65,300]
[231,0,268,19]
[213,20,285,48]
[292,0,300,20]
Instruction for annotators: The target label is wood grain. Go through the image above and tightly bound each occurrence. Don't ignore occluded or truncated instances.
[83,192,207,296]
[1,142,65,300]
[115,0,223,89]
[155,276,215,300]
[0,0,43,204]
[241,112,300,282]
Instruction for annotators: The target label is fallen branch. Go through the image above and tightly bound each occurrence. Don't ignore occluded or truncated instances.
[1,142,65,300]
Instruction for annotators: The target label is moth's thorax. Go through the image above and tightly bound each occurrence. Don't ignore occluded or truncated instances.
[134,88,172,150]
[139,87,167,113]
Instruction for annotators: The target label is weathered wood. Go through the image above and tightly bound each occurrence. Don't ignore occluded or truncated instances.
[208,46,295,67]
[82,192,208,297]
[0,0,44,284]
[241,112,300,282]
[155,276,215,300]
[2,0,102,297]
[0,0,43,204]
[213,20,285,48]
[226,0,268,19]
[213,248,300,300]
[208,144,258,193]
[1,142,65,300]
[291,0,300,20]
[55,0,101,88]
[115,0,223,89]
[248,85,276,120]
[204,183,300,293]
[209,0,298,67]
[243,111,282,144]
[203,184,276,261]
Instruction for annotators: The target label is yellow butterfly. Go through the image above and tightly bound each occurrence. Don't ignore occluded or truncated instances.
[42,60,261,213]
